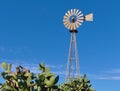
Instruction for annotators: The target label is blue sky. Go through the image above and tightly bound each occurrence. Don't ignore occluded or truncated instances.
[0,0,120,91]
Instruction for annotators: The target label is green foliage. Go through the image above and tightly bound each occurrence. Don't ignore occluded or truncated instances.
[59,74,96,91]
[1,62,12,73]
[0,62,95,91]
[0,62,59,91]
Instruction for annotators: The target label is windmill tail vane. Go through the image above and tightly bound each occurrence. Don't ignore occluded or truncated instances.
[85,13,93,21]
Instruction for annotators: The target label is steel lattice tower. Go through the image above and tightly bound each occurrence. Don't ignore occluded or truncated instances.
[66,29,80,80]
[63,9,93,81]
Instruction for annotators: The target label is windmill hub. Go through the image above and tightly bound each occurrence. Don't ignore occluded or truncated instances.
[71,16,76,23]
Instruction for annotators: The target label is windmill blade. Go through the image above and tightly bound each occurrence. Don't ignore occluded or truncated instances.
[77,17,84,21]
[78,22,82,26]
[63,21,69,25]
[64,20,68,25]
[70,23,73,30]
[64,21,70,28]
[75,9,79,15]
[70,9,74,15]
[70,23,74,30]
[65,12,70,17]
[65,21,70,28]
[64,15,69,19]
[67,10,71,17]
[75,22,79,28]
[85,13,93,21]
[78,13,83,17]
[73,9,77,15]
[77,17,84,19]
[72,23,76,30]
[76,11,81,16]
[77,19,83,23]
[63,17,69,21]
[75,21,81,28]
[68,23,72,29]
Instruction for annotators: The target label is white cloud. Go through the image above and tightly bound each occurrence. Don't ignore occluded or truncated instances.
[0,61,65,75]
[46,64,64,69]
[104,69,120,74]
[98,76,120,80]
[86,68,120,81]
[85,74,120,80]
[52,71,66,75]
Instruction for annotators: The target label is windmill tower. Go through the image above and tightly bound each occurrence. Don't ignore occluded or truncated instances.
[63,9,93,81]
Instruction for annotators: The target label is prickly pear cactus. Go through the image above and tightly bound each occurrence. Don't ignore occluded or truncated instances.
[0,62,95,91]
[0,62,60,91]
[37,63,59,91]
[1,62,7,70]
[1,62,12,73]
[59,74,96,91]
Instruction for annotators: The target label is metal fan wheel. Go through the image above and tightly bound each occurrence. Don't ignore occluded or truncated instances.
[63,9,84,30]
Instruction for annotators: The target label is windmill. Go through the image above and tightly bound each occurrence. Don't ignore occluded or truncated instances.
[63,9,93,81]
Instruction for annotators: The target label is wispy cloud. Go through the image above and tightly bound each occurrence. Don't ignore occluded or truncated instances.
[104,69,120,74]
[46,64,64,69]
[87,68,120,81]
[0,60,65,75]
[53,71,66,75]
[98,76,120,80]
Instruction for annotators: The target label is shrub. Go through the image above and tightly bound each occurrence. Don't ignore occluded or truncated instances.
[0,62,95,91]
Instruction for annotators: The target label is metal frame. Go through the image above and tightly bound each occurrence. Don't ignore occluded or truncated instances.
[66,30,80,80]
